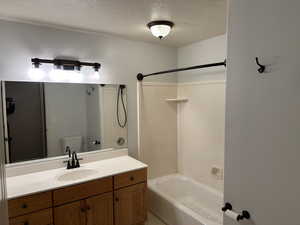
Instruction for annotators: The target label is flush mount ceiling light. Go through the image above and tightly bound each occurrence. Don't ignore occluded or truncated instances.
[147,20,174,39]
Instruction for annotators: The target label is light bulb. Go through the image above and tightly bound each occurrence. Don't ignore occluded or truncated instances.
[49,69,83,82]
[150,25,171,39]
[92,71,100,78]
[28,67,45,80]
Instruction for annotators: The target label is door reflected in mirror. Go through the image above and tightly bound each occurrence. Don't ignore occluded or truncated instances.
[2,81,128,164]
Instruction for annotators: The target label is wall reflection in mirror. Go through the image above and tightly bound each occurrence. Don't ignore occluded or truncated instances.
[2,81,128,164]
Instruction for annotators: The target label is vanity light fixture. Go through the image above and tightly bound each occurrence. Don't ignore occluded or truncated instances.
[147,20,174,39]
[31,58,101,72]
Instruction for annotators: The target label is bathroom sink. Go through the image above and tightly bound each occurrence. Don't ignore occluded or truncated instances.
[57,169,98,182]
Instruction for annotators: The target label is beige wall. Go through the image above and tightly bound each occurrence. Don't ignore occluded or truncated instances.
[139,83,178,179]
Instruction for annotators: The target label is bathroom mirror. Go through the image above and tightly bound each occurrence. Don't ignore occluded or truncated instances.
[1,81,128,164]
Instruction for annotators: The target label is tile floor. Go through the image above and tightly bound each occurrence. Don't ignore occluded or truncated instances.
[145,212,167,225]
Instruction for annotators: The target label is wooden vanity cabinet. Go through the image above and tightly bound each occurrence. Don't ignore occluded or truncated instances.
[8,168,147,225]
[114,183,147,225]
[85,193,114,225]
[8,191,53,225]
[8,191,52,218]
[54,201,85,225]
[114,169,147,189]
[9,209,53,225]
[53,177,113,206]
[54,192,113,225]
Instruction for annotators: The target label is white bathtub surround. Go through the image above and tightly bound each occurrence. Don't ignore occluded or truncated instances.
[139,35,226,192]
[139,80,225,191]
[176,35,226,191]
[6,154,147,199]
[138,35,226,225]
[139,83,178,179]
[148,174,223,225]
[177,81,225,191]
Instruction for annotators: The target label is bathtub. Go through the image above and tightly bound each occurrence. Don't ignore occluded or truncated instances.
[148,174,223,225]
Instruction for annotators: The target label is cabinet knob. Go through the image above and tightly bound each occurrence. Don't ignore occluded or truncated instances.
[115,197,119,202]
[24,221,29,225]
[81,208,86,212]
[130,176,134,181]
[86,205,91,211]
[21,203,28,209]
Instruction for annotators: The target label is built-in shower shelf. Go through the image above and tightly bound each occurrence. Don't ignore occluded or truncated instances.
[165,98,188,103]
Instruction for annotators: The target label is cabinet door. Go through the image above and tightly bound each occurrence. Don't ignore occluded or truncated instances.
[85,193,113,225]
[54,200,86,225]
[114,183,146,225]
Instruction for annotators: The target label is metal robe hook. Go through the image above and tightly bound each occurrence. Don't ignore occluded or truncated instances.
[255,57,266,73]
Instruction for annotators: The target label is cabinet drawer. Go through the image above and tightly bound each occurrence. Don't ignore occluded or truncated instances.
[53,177,113,206]
[9,208,53,225]
[114,168,147,189]
[8,192,52,218]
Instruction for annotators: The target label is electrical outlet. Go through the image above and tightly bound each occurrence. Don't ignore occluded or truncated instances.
[211,166,223,180]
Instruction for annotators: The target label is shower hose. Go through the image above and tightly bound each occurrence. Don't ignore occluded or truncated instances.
[117,85,127,128]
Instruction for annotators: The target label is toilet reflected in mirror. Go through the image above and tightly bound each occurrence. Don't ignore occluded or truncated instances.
[1,81,128,164]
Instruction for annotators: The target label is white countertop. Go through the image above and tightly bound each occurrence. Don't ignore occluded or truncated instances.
[6,156,147,199]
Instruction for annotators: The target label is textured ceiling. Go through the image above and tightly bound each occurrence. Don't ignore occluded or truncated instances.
[0,0,227,47]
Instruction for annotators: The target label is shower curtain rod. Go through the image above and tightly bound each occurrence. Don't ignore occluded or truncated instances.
[137,60,226,81]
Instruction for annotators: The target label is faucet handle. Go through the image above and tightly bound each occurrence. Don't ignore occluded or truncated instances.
[74,152,81,168]
[71,152,76,168]
[67,160,72,169]
[75,159,80,168]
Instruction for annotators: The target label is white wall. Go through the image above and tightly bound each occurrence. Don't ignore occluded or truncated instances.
[177,35,226,191]
[225,1,300,225]
[44,83,88,157]
[177,35,226,83]
[0,20,177,158]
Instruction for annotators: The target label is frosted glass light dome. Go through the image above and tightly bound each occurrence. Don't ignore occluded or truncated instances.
[147,20,174,39]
